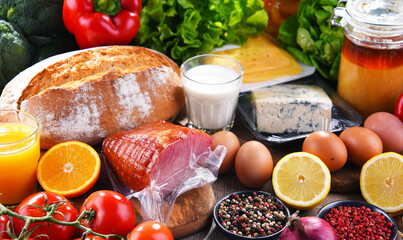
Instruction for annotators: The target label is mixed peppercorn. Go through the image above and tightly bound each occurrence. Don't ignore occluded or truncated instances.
[217,192,288,237]
[324,205,394,240]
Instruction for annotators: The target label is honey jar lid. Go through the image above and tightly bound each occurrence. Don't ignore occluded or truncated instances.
[331,0,403,47]
[347,0,403,26]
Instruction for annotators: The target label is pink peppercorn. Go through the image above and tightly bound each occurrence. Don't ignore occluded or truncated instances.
[324,206,394,240]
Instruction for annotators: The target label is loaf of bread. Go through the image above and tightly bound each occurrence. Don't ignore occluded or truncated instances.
[0,46,185,149]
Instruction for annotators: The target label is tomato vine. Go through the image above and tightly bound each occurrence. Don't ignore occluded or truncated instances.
[0,201,126,240]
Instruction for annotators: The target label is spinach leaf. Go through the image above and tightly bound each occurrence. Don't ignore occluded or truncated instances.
[277,0,343,82]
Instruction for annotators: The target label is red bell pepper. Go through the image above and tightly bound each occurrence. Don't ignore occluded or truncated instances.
[63,0,141,49]
[395,92,403,122]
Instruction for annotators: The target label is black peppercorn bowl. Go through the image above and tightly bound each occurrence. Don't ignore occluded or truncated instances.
[213,190,290,240]
[316,200,398,240]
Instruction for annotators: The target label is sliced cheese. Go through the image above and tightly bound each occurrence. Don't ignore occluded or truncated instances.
[214,35,302,83]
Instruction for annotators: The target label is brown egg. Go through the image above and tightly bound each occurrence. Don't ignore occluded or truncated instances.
[364,112,403,153]
[235,141,273,188]
[339,127,383,166]
[302,131,347,172]
[211,131,241,174]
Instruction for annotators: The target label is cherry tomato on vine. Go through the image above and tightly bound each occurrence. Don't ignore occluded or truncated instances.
[74,235,108,240]
[80,190,136,239]
[0,215,10,239]
[13,192,78,240]
[127,221,174,240]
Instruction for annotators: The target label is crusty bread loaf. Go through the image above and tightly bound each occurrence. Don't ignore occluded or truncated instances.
[0,46,185,149]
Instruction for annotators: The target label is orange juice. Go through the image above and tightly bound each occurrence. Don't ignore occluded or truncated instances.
[0,113,40,205]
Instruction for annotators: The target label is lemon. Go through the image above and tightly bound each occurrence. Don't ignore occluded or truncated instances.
[360,152,403,213]
[272,152,331,210]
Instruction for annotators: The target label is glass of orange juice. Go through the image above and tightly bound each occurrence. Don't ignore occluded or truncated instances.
[0,110,40,205]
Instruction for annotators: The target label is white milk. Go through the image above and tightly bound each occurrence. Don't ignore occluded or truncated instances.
[182,64,242,130]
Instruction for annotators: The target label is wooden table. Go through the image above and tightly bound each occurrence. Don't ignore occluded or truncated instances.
[67,99,402,240]
[178,113,403,239]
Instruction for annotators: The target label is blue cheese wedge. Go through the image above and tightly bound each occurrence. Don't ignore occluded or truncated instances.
[253,84,332,133]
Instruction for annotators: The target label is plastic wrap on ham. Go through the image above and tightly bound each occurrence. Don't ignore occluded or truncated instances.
[102,120,226,223]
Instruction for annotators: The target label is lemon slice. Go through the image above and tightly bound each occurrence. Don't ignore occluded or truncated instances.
[272,152,331,210]
[360,152,403,213]
[37,141,101,198]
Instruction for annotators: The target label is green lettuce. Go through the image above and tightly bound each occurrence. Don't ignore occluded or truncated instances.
[277,0,344,82]
[134,0,268,64]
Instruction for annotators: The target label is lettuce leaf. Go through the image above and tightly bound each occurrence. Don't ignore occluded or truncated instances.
[277,0,343,82]
[134,0,268,64]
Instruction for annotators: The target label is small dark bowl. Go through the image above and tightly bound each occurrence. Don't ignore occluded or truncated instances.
[316,200,398,240]
[213,190,290,240]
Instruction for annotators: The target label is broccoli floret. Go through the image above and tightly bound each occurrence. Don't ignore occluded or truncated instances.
[0,20,32,89]
[0,0,64,36]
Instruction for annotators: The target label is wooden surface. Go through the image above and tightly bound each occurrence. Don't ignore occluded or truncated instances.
[178,113,403,240]
[66,104,402,240]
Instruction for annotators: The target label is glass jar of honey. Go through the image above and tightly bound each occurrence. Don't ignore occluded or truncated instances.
[331,0,403,118]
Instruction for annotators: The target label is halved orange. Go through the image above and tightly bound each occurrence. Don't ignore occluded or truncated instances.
[37,141,101,198]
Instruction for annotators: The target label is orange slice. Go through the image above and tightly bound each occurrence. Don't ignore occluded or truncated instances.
[37,141,101,198]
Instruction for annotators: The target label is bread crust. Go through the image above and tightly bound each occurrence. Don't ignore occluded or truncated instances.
[0,46,185,149]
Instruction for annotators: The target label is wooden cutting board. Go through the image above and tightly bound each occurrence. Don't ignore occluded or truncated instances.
[330,162,361,193]
[269,143,362,194]
[131,184,215,239]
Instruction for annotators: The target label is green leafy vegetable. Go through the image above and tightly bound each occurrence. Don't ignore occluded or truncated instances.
[0,0,65,37]
[134,0,268,64]
[277,0,343,81]
[0,19,33,89]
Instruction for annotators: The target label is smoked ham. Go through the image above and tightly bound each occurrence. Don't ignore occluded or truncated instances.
[102,121,213,192]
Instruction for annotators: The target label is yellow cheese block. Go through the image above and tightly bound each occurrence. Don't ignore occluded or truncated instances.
[214,35,302,83]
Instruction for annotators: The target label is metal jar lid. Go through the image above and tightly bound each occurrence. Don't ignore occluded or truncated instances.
[331,0,403,47]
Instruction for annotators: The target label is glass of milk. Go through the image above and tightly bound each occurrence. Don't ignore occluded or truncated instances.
[181,54,244,134]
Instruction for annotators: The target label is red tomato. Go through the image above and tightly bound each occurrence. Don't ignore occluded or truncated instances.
[80,190,136,239]
[127,221,173,240]
[13,192,78,240]
[0,215,10,239]
[74,235,108,240]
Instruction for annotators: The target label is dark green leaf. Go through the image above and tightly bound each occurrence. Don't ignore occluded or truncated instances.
[318,0,338,6]
[277,15,299,47]
[286,46,312,65]
[298,10,312,29]
[315,9,331,24]
[297,27,316,53]
[310,54,329,79]
[329,53,341,81]
[322,5,335,13]
[304,3,316,22]
[309,26,320,40]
